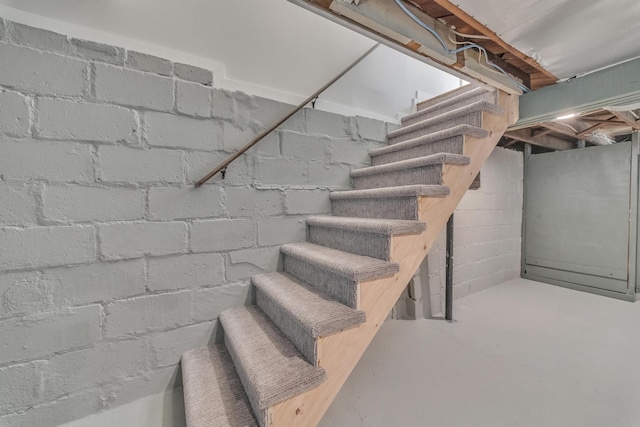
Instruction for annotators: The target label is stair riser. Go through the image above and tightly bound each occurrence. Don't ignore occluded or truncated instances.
[222,331,268,427]
[403,91,495,126]
[331,197,419,220]
[283,255,359,309]
[370,137,464,166]
[255,288,317,366]
[353,164,443,190]
[389,111,482,144]
[308,225,392,261]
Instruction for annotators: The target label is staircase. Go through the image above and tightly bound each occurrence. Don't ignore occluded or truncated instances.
[181,85,518,426]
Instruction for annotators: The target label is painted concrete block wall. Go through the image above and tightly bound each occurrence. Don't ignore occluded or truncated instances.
[421,147,524,316]
[0,19,390,426]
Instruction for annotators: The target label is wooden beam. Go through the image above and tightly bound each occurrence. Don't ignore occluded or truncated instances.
[576,122,606,138]
[609,110,640,129]
[539,122,578,138]
[578,117,625,125]
[532,128,553,138]
[502,138,518,148]
[505,129,574,151]
[429,0,557,84]
[539,122,608,146]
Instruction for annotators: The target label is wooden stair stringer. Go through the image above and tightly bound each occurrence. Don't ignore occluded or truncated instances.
[266,91,518,426]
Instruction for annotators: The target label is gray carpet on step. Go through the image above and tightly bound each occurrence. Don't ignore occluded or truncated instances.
[182,344,258,427]
[254,271,366,365]
[403,87,496,125]
[388,101,503,144]
[330,185,449,220]
[351,154,469,190]
[221,306,327,425]
[307,217,425,260]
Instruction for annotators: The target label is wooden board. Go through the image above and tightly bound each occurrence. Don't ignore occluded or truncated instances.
[428,0,557,89]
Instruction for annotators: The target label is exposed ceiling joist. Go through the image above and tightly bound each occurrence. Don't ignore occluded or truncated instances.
[578,118,626,125]
[504,129,575,151]
[576,122,606,139]
[289,0,554,94]
[539,122,609,146]
[608,110,640,129]
[428,0,557,86]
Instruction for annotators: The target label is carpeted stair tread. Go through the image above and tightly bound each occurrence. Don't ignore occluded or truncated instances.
[351,153,470,179]
[369,125,487,159]
[307,216,426,235]
[220,306,327,416]
[330,184,450,200]
[280,242,399,281]
[387,101,504,140]
[416,84,476,111]
[402,87,493,125]
[182,344,258,427]
[253,271,366,339]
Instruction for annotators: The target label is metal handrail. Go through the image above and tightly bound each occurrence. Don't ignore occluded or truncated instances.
[194,43,380,188]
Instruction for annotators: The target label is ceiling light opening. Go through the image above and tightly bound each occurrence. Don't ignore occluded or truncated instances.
[556,113,577,120]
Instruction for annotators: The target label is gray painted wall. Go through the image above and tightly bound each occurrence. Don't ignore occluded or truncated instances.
[396,147,523,317]
[0,19,522,426]
[0,19,390,426]
[524,142,634,299]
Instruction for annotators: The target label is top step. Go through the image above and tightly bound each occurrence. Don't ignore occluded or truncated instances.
[416,84,477,111]
[403,87,496,126]
[387,101,504,145]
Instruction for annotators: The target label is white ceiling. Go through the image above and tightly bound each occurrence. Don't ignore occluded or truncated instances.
[3,0,636,91]
[452,0,640,80]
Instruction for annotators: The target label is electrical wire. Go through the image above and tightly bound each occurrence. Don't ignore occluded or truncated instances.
[393,0,531,93]
[589,132,615,144]
[449,27,491,40]
[446,30,506,77]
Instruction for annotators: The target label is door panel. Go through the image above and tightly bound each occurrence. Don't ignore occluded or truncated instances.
[524,142,631,294]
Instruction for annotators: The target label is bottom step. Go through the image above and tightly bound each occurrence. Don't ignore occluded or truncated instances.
[182,344,258,427]
[221,306,327,425]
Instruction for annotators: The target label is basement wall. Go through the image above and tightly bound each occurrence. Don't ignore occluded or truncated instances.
[0,20,392,426]
[424,147,523,316]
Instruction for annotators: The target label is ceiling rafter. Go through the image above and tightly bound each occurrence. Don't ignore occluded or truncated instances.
[504,129,574,151]
[608,110,640,130]
[539,122,609,146]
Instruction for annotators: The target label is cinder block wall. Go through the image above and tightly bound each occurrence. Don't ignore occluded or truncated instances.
[424,147,523,315]
[0,19,391,426]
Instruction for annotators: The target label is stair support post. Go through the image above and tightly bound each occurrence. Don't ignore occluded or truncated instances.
[445,213,454,321]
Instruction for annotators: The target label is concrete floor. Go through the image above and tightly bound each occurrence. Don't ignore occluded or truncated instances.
[320,278,640,427]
